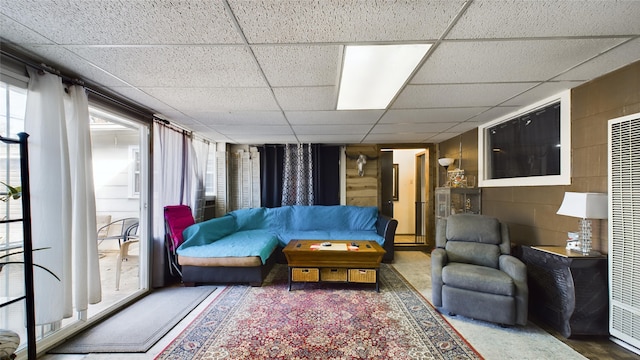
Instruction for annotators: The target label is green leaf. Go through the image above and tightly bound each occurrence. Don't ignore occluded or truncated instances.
[0,181,21,202]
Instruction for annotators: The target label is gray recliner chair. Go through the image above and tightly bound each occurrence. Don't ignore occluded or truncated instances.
[431,214,528,326]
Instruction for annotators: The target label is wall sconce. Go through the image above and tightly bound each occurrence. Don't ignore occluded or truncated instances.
[556,192,608,255]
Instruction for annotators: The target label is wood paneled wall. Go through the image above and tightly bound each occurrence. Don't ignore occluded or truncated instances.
[345,145,379,207]
[437,130,479,188]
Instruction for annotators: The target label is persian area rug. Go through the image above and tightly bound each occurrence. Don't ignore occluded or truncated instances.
[50,286,215,353]
[156,265,481,359]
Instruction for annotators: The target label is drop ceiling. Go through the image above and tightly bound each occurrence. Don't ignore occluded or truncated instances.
[1,0,639,144]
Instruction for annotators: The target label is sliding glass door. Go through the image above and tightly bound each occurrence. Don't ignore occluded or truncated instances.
[87,105,150,313]
[0,77,151,354]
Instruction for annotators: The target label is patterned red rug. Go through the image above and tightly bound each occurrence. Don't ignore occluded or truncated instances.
[156,264,482,359]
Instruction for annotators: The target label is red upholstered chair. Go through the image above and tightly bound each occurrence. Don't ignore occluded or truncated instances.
[164,205,195,277]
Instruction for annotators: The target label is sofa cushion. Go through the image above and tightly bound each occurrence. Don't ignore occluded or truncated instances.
[442,262,515,296]
[180,215,237,248]
[445,241,500,268]
[264,206,293,233]
[177,230,278,264]
[446,214,501,244]
[291,205,377,231]
[343,206,378,230]
[231,207,267,231]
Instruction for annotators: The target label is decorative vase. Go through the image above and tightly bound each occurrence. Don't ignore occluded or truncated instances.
[0,329,19,360]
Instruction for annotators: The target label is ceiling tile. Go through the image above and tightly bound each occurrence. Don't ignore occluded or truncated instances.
[381,108,489,124]
[158,112,201,126]
[449,0,640,39]
[228,134,299,144]
[143,87,280,112]
[371,123,455,134]
[501,81,583,107]
[229,0,464,43]
[17,45,131,87]
[445,121,482,134]
[393,83,535,108]
[465,106,521,124]
[69,46,266,87]
[292,124,371,135]
[425,133,460,143]
[555,38,640,81]
[211,125,293,135]
[253,45,341,86]
[186,126,228,139]
[107,86,176,112]
[0,0,242,45]
[363,133,437,143]
[186,111,287,126]
[413,39,627,84]
[0,14,54,44]
[297,134,364,144]
[286,110,383,125]
[274,86,337,111]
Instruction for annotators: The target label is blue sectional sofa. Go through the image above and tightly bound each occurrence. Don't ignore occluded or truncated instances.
[177,205,398,286]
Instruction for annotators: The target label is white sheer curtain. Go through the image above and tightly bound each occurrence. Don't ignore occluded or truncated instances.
[64,85,102,311]
[152,122,190,287]
[25,68,101,325]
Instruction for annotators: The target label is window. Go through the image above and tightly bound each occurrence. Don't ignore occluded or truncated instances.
[0,78,27,348]
[128,146,140,198]
[204,142,216,197]
[478,91,571,187]
[0,81,27,249]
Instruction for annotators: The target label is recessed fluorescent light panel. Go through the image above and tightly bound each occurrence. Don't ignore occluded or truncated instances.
[337,44,431,110]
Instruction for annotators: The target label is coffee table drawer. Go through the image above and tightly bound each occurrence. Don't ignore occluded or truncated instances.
[321,268,348,282]
[348,269,377,283]
[292,268,319,282]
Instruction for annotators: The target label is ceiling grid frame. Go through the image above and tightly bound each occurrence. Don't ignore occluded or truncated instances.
[0,0,638,144]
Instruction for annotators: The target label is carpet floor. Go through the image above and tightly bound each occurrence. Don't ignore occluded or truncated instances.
[49,286,215,354]
[156,264,481,359]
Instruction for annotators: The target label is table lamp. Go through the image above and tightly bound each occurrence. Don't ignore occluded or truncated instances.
[556,192,608,255]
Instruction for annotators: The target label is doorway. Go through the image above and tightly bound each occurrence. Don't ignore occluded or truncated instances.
[381,148,431,250]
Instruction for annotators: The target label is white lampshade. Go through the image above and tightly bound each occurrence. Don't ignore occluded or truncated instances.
[438,158,455,167]
[556,192,608,219]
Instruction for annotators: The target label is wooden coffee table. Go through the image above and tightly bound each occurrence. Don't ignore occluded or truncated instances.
[282,240,386,292]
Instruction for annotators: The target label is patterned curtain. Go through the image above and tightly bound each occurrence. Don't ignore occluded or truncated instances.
[282,143,314,205]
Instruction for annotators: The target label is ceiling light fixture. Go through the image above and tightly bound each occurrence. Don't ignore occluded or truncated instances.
[337,44,431,110]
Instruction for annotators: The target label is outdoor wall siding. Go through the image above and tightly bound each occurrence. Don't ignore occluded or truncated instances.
[439,60,640,253]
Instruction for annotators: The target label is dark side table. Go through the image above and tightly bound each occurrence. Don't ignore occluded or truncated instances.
[519,246,608,338]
